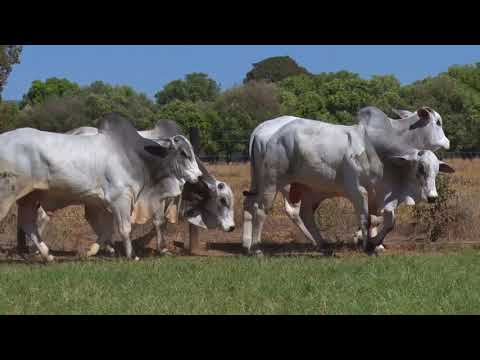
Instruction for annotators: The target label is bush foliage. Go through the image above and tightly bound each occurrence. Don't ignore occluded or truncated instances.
[2,56,480,157]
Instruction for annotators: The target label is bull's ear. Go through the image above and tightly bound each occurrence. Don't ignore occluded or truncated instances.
[439,161,455,173]
[199,176,216,193]
[144,138,172,158]
[186,213,207,229]
[388,151,418,166]
[417,107,431,120]
[392,109,413,119]
[153,138,173,148]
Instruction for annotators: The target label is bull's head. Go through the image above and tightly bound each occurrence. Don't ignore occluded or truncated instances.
[181,175,235,232]
[389,149,455,205]
[392,107,450,151]
[145,135,202,185]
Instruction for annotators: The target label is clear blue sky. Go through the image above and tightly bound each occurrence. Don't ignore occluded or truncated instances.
[3,45,480,101]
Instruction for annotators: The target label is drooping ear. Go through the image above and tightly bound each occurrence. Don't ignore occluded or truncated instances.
[144,138,172,158]
[392,109,413,119]
[198,175,216,193]
[439,161,455,173]
[185,212,208,229]
[388,151,418,167]
[417,107,431,121]
[153,138,173,148]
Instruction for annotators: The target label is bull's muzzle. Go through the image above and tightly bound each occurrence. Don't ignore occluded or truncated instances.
[427,196,437,204]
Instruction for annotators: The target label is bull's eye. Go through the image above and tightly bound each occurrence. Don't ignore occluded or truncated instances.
[174,137,180,143]
[436,120,442,127]
[220,198,228,207]
[418,164,427,177]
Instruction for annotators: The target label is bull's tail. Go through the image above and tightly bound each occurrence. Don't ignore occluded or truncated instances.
[243,134,259,197]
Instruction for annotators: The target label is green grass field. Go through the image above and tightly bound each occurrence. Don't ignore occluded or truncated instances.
[1,251,479,314]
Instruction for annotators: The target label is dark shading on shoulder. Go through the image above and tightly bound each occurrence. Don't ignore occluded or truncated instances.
[356,106,393,131]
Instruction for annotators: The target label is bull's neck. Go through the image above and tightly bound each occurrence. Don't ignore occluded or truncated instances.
[388,115,426,149]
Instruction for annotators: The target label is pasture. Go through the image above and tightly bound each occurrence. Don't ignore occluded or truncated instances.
[1,159,480,314]
[1,251,479,314]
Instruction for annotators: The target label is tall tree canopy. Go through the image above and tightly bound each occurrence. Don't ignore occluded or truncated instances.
[0,45,23,101]
[244,56,311,84]
[20,77,81,108]
[3,54,480,155]
[155,72,221,106]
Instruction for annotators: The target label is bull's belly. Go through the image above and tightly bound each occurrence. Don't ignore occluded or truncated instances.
[33,189,109,213]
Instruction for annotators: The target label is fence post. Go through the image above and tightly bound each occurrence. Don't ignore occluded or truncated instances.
[184,223,201,255]
[189,127,201,155]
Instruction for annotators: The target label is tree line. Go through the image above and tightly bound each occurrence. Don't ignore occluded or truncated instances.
[1,51,480,158]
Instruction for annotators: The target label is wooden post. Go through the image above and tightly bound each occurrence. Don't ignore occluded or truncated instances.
[184,223,201,254]
[189,224,201,254]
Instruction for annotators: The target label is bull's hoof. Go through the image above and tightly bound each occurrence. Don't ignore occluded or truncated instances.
[105,245,116,256]
[242,247,263,257]
[45,255,55,263]
[253,249,264,257]
[242,247,251,256]
[158,248,172,256]
[375,244,386,253]
[318,248,335,257]
[86,243,100,257]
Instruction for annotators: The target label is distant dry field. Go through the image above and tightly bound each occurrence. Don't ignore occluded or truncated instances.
[1,158,480,259]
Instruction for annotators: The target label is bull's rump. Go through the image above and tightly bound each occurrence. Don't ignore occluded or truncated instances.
[264,119,369,191]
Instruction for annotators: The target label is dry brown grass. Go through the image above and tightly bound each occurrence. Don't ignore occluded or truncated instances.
[1,158,479,255]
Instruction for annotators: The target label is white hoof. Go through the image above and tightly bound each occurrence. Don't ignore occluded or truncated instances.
[46,255,55,262]
[134,256,140,261]
[105,245,115,255]
[375,244,386,253]
[86,243,100,257]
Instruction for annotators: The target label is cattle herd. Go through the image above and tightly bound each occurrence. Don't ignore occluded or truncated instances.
[0,106,454,262]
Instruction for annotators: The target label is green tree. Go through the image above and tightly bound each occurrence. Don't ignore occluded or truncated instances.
[81,82,158,129]
[155,73,220,106]
[0,45,23,101]
[400,75,480,151]
[16,80,158,132]
[212,81,282,156]
[157,99,217,152]
[0,101,20,131]
[244,56,310,84]
[15,96,92,132]
[20,77,80,108]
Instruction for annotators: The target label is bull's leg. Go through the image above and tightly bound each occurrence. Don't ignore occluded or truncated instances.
[251,185,277,256]
[111,198,136,260]
[298,196,335,255]
[84,205,115,257]
[344,184,373,254]
[280,187,318,247]
[17,198,54,262]
[36,207,51,236]
[242,194,255,253]
[153,203,169,255]
[17,206,49,255]
[370,209,395,250]
[353,214,385,251]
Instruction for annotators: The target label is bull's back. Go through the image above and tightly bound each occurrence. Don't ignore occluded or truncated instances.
[0,129,120,194]
[249,116,298,158]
